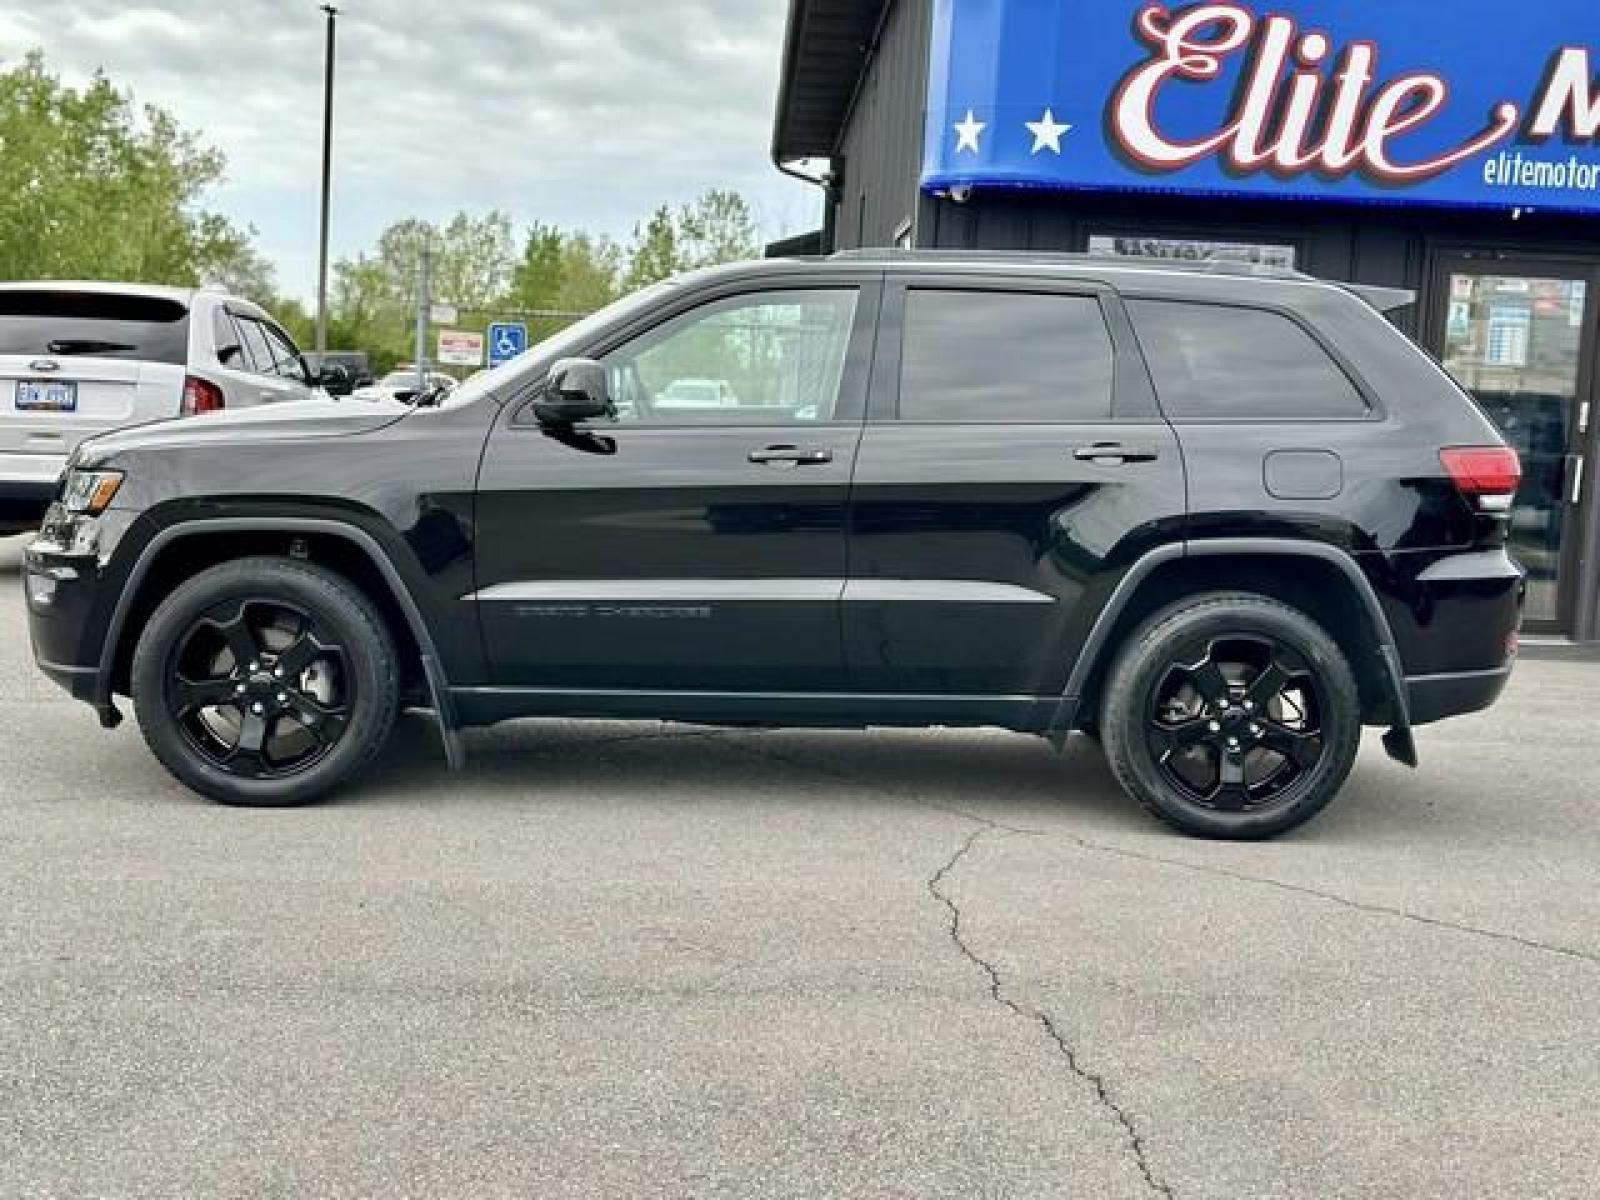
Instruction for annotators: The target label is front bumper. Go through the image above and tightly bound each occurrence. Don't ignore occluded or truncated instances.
[23,506,140,725]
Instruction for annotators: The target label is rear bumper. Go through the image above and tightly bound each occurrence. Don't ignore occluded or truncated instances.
[1405,665,1514,726]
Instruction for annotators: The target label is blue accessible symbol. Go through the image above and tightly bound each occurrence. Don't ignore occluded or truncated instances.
[487,322,529,368]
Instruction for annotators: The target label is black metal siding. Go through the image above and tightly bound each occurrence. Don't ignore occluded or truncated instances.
[831,0,931,250]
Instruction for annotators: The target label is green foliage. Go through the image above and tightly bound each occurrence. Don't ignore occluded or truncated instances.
[623,190,760,290]
[0,51,267,294]
[0,54,768,374]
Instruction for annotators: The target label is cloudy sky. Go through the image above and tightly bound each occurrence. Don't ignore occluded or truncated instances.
[0,1,818,300]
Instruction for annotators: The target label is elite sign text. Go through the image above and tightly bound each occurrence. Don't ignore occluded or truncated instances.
[923,0,1600,213]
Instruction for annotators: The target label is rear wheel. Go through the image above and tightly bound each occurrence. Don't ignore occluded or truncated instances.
[132,557,400,806]
[1100,593,1361,839]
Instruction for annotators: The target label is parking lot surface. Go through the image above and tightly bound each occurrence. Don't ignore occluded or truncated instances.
[3,534,1597,1198]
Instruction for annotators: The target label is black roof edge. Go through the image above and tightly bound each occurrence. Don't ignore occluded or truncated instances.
[771,0,889,166]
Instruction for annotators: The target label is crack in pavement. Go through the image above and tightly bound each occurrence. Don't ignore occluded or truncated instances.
[722,734,1599,971]
[1052,831,1600,970]
[930,827,1176,1200]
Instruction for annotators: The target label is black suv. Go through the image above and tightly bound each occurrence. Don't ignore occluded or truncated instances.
[23,253,1524,838]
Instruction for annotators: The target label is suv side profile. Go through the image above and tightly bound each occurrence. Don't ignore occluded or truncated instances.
[0,282,336,533]
[23,253,1524,839]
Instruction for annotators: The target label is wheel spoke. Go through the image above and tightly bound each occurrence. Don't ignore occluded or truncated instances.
[1189,658,1232,709]
[1210,754,1252,810]
[1260,723,1323,769]
[172,675,239,714]
[209,608,262,672]
[223,710,273,774]
[1244,658,1294,712]
[274,631,334,681]
[1149,717,1212,760]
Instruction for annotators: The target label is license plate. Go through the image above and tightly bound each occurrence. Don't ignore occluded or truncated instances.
[14,380,78,412]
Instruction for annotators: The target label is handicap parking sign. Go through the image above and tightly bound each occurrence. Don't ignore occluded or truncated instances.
[487,322,529,368]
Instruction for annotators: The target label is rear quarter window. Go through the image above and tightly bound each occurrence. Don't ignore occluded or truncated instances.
[1127,299,1369,421]
[0,291,190,365]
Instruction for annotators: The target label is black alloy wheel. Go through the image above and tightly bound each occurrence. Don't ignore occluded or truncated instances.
[165,596,351,780]
[1144,633,1327,814]
[132,557,400,807]
[1100,593,1362,840]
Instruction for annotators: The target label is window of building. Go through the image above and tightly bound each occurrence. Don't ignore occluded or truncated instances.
[897,290,1114,422]
[1127,300,1369,420]
[604,289,859,425]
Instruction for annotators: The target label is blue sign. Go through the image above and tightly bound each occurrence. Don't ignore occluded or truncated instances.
[487,321,529,368]
[923,0,1600,215]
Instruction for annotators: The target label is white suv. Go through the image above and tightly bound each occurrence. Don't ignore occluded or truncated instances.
[1,282,334,533]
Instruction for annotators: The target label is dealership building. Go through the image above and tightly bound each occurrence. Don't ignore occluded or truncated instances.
[772,0,1600,643]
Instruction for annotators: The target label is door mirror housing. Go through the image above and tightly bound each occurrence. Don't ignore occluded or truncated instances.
[315,363,353,395]
[534,358,613,425]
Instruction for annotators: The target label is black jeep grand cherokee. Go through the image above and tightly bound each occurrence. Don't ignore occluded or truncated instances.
[24,253,1523,838]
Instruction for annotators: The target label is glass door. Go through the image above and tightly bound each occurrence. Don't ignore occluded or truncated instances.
[1436,258,1597,633]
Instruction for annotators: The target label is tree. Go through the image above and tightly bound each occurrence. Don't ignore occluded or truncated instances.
[0,52,263,288]
[676,189,760,270]
[624,205,682,291]
[508,223,622,339]
[623,190,761,290]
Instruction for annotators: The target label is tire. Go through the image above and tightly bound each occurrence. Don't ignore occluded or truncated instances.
[1099,592,1361,840]
[131,557,401,807]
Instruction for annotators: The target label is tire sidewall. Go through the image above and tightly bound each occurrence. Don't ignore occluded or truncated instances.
[132,559,397,807]
[1103,597,1362,840]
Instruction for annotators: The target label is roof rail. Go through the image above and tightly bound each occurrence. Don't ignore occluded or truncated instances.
[825,247,1313,281]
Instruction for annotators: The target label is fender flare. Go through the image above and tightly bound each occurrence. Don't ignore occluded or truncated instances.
[1049,537,1417,767]
[95,516,466,770]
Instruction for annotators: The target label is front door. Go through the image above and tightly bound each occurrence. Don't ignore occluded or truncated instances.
[844,277,1184,700]
[1435,258,1599,634]
[475,282,877,692]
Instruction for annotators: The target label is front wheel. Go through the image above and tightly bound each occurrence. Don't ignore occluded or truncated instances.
[132,557,400,807]
[1099,593,1362,839]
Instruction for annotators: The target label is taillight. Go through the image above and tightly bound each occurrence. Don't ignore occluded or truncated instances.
[1440,446,1522,512]
[182,375,226,416]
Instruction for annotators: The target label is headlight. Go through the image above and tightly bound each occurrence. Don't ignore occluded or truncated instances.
[60,469,124,516]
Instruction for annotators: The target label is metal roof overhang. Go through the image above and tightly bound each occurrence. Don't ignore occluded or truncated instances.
[771,0,890,165]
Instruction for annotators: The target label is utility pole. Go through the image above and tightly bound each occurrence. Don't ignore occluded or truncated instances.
[415,238,431,395]
[314,4,339,355]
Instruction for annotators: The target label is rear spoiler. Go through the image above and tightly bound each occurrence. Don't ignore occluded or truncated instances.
[1343,283,1417,314]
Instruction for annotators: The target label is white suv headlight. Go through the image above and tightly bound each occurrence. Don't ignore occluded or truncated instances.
[60,469,124,516]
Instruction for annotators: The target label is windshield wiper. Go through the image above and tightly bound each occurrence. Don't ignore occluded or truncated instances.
[46,339,136,355]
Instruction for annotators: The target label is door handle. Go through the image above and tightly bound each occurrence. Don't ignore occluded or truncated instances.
[749,445,834,466]
[1567,454,1585,505]
[1072,442,1160,465]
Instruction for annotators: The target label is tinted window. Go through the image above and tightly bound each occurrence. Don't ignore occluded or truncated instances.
[260,323,304,378]
[604,289,858,425]
[898,290,1114,422]
[212,310,248,369]
[0,290,189,364]
[235,317,274,376]
[1128,300,1368,420]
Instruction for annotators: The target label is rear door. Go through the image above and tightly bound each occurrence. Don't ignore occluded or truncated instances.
[844,275,1185,699]
[0,289,187,464]
[215,311,314,407]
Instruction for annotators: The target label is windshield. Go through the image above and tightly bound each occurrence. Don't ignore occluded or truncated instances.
[437,281,679,408]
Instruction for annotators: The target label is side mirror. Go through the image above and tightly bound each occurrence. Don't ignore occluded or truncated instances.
[316,363,353,395]
[218,343,245,368]
[534,358,612,425]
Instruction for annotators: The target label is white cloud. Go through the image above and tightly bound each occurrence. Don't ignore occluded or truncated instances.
[0,0,820,300]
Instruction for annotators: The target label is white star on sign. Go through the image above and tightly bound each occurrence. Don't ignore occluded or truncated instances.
[1025,109,1072,155]
[953,110,986,154]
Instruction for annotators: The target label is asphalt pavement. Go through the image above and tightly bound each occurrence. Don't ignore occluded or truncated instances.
[2,533,1597,1199]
